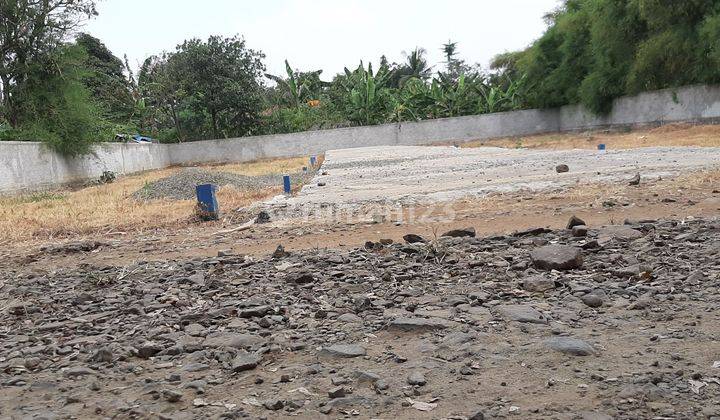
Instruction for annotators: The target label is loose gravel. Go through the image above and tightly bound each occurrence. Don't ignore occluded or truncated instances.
[2,217,719,418]
[133,168,316,200]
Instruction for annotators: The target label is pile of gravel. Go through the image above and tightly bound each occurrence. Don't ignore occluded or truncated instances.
[133,168,314,200]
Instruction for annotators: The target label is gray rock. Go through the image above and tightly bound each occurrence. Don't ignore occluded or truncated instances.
[203,333,263,349]
[337,313,363,323]
[185,380,206,393]
[353,370,380,384]
[627,295,654,310]
[272,244,289,259]
[566,215,586,229]
[231,352,262,372]
[556,164,569,173]
[468,410,485,420]
[629,172,640,185]
[328,386,346,398]
[581,294,603,308]
[136,341,163,359]
[545,337,595,356]
[64,367,96,378]
[387,317,451,332]
[90,347,113,363]
[263,399,284,410]
[572,225,588,237]
[374,380,389,391]
[163,389,182,402]
[496,305,548,324]
[238,305,270,318]
[521,275,555,292]
[407,371,426,386]
[319,344,367,358]
[617,383,666,401]
[530,245,583,270]
[598,226,644,242]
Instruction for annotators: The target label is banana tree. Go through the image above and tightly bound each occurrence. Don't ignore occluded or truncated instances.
[339,62,394,125]
[477,74,527,113]
[423,73,483,118]
[265,60,324,108]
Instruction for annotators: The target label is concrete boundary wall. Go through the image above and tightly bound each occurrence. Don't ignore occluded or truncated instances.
[2,84,720,193]
[0,142,170,193]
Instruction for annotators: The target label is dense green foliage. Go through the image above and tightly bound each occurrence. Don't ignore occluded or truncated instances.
[501,0,720,113]
[0,0,103,155]
[138,36,266,142]
[2,0,720,154]
[5,45,107,155]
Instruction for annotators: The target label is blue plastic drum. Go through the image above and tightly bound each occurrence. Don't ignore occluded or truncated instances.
[196,184,219,220]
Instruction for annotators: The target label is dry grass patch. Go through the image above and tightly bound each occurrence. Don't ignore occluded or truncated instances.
[462,123,720,150]
[0,156,311,244]
[197,156,312,176]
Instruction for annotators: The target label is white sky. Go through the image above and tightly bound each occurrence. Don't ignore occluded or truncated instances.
[86,0,560,79]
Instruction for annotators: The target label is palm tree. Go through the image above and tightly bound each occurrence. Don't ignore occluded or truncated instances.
[395,47,432,87]
[442,40,458,66]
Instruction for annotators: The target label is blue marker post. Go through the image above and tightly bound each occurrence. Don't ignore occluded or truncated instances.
[310,156,317,167]
[195,184,219,220]
[597,143,606,151]
[283,175,291,195]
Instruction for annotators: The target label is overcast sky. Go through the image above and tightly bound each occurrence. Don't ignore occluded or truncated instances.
[86,0,559,79]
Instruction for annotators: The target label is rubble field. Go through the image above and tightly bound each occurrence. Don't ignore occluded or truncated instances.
[1,216,719,419]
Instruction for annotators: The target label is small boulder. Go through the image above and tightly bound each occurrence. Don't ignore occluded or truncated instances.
[556,164,569,173]
[337,313,363,323]
[328,386,346,399]
[318,344,367,359]
[136,341,163,359]
[566,215,586,229]
[628,173,641,186]
[572,225,588,237]
[407,371,426,386]
[272,245,289,259]
[581,294,603,308]
[530,245,583,270]
[521,275,555,292]
[163,390,183,403]
[231,352,262,372]
[263,399,284,410]
[545,337,595,356]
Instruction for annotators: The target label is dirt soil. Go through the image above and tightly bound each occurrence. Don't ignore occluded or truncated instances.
[1,215,719,419]
[7,167,719,269]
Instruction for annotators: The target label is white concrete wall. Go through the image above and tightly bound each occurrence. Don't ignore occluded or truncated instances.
[2,84,720,193]
[0,142,170,193]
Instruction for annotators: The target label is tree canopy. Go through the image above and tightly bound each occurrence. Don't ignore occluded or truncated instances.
[2,0,720,155]
[500,0,720,113]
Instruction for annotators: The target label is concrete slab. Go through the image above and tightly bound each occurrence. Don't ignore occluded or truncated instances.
[284,145,720,207]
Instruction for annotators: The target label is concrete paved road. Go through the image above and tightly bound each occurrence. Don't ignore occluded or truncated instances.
[282,145,720,206]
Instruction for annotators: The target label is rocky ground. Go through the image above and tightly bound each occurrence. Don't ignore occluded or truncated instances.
[1,216,719,419]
